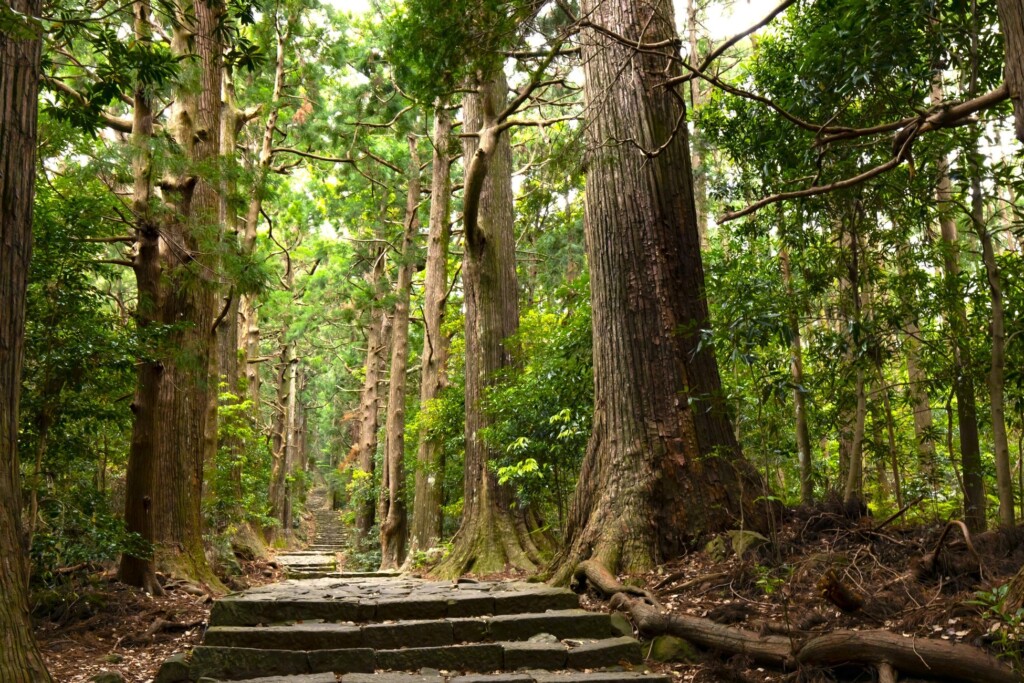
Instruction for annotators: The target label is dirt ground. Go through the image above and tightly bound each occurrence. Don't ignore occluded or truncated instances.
[576,500,1024,682]
[35,558,282,683]
[34,501,1024,683]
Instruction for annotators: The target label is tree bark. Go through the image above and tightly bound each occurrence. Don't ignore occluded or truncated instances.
[997,0,1024,142]
[119,0,164,594]
[379,136,421,570]
[437,71,547,577]
[972,168,1014,527]
[411,108,453,553]
[122,0,225,586]
[933,78,985,531]
[353,252,388,539]
[780,248,813,505]
[550,0,766,584]
[0,0,53,676]
[268,296,297,537]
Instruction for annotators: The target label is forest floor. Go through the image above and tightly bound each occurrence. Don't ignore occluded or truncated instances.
[33,502,1024,682]
[34,557,282,683]
[575,500,1024,682]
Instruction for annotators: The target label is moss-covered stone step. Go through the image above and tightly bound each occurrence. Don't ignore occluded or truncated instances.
[205,609,614,650]
[188,637,643,680]
[209,580,580,627]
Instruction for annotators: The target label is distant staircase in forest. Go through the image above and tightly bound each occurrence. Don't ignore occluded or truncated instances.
[274,488,398,580]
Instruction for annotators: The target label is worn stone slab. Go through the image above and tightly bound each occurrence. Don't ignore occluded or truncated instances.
[306,648,376,674]
[449,675,534,683]
[197,676,335,683]
[376,643,504,672]
[190,646,310,679]
[204,623,363,650]
[445,592,496,618]
[491,589,579,616]
[565,637,642,669]
[451,617,489,643]
[530,674,670,682]
[488,611,609,641]
[342,675,443,682]
[361,620,455,649]
[376,597,449,621]
[503,642,568,671]
[210,597,361,626]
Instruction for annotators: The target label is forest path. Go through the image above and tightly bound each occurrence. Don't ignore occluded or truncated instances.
[154,564,669,681]
[272,488,399,580]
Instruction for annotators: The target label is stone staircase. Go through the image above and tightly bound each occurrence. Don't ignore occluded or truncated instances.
[275,490,399,580]
[155,575,670,682]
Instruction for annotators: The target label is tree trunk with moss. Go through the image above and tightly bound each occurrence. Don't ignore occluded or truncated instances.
[379,136,421,570]
[353,250,389,540]
[121,0,225,587]
[550,0,765,585]
[411,108,453,554]
[0,0,53,676]
[436,72,549,577]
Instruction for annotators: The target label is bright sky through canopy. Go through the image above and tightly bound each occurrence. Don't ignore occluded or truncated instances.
[323,0,782,39]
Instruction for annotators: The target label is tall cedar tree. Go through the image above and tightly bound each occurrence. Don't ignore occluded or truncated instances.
[410,108,453,553]
[437,72,551,576]
[551,0,766,583]
[0,0,53,677]
[119,0,224,586]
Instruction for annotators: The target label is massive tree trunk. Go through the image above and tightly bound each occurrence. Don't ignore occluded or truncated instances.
[122,0,225,586]
[997,0,1024,142]
[0,0,52,676]
[550,0,766,584]
[411,108,453,553]
[780,248,813,505]
[379,136,421,570]
[436,71,547,578]
[933,79,985,531]
[119,0,164,593]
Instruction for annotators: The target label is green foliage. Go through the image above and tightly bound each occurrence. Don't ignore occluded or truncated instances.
[967,584,1024,666]
[21,134,139,581]
[207,383,277,531]
[481,279,592,534]
[30,490,150,587]
[380,0,543,101]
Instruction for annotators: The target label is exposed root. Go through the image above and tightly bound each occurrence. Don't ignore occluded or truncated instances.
[572,561,1022,683]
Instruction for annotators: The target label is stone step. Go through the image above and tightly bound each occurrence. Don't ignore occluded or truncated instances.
[196,672,670,682]
[209,580,580,627]
[205,609,615,649]
[188,637,643,680]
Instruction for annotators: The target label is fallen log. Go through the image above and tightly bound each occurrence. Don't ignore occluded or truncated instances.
[574,561,1021,683]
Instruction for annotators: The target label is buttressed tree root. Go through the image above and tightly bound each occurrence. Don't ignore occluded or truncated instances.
[571,560,1022,683]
